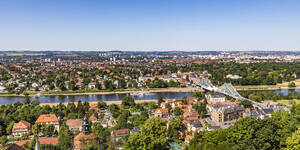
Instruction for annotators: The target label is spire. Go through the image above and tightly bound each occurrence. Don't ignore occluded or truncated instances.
[35,136,40,150]
[82,117,90,135]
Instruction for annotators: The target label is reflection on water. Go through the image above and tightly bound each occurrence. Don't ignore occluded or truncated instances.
[274,88,300,95]
[0,92,194,105]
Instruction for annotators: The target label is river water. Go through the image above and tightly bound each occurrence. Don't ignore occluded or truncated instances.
[0,88,299,105]
[0,92,195,104]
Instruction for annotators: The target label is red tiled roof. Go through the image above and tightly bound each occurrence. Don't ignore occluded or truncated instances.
[39,137,58,145]
[112,129,129,136]
[66,119,82,127]
[13,120,31,131]
[15,137,58,146]
[185,135,194,141]
[89,114,98,121]
[155,108,169,114]
[74,132,97,150]
[36,114,59,123]
[5,143,25,150]
[89,104,98,110]
[215,101,240,105]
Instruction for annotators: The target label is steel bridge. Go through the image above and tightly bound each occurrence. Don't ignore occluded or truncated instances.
[197,78,265,112]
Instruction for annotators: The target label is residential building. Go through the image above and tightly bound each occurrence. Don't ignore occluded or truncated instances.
[66,119,82,132]
[207,102,244,124]
[154,108,169,118]
[111,128,129,142]
[4,143,25,150]
[12,120,32,137]
[35,114,60,131]
[205,93,226,104]
[73,118,96,150]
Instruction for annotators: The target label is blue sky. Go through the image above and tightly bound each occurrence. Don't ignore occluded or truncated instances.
[0,0,300,51]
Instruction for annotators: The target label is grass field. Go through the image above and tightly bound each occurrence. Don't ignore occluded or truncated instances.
[277,100,300,105]
[235,80,300,90]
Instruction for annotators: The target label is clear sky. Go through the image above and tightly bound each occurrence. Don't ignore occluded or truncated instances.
[0,0,300,51]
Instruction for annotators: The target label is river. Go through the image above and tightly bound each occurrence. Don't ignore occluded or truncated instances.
[0,92,195,104]
[0,88,299,105]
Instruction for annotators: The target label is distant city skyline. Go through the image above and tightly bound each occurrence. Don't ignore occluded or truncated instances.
[1,0,300,51]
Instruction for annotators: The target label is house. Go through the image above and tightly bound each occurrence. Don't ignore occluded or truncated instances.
[205,93,226,104]
[12,120,32,137]
[207,103,244,124]
[207,126,221,131]
[66,119,82,132]
[191,121,203,132]
[73,118,96,150]
[226,74,242,79]
[0,85,6,91]
[15,137,58,147]
[35,114,60,131]
[4,143,25,150]
[88,83,96,89]
[112,129,129,141]
[154,108,169,118]
[185,135,194,143]
[73,132,96,150]
[89,114,99,123]
[32,82,39,88]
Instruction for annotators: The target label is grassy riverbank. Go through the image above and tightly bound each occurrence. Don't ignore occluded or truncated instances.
[235,80,300,91]
[276,99,300,105]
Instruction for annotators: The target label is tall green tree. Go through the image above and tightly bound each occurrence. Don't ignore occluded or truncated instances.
[125,117,168,150]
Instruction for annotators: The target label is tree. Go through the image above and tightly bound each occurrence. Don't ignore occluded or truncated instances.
[193,101,207,118]
[109,104,121,118]
[193,91,205,100]
[240,100,253,108]
[158,96,164,105]
[58,83,67,91]
[288,82,296,88]
[285,128,300,150]
[173,107,183,116]
[121,96,135,108]
[0,136,8,147]
[92,123,110,150]
[41,124,55,137]
[97,101,107,110]
[6,121,14,135]
[58,123,72,150]
[23,95,31,104]
[130,112,148,127]
[115,110,131,129]
[83,144,99,150]
[32,100,40,106]
[49,83,55,90]
[167,117,184,142]
[32,124,41,135]
[104,80,114,91]
[96,82,102,90]
[119,78,127,89]
[124,118,168,150]
[165,103,172,115]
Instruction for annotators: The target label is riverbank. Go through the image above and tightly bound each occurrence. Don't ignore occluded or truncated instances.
[1,81,300,97]
[39,99,158,106]
[235,80,300,91]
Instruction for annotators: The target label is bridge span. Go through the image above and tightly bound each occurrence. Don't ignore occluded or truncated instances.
[196,78,265,113]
